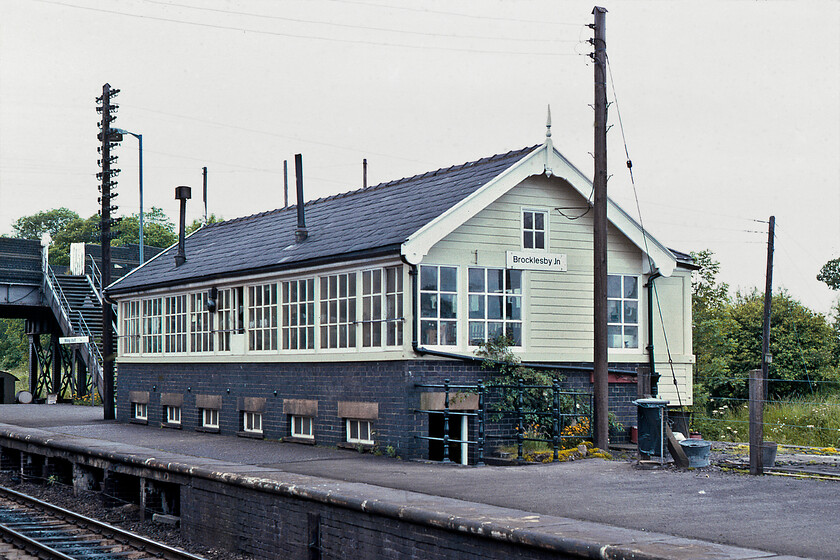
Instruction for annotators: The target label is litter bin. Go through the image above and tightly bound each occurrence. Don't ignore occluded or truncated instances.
[0,371,18,404]
[633,398,669,457]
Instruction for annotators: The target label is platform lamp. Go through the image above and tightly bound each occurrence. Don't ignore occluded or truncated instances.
[112,128,144,264]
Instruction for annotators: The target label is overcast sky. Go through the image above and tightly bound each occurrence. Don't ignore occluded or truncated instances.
[1,0,838,313]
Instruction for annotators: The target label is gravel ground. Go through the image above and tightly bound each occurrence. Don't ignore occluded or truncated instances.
[0,472,250,560]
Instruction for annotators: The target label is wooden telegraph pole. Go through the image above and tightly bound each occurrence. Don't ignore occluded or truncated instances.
[592,6,609,451]
[761,216,775,400]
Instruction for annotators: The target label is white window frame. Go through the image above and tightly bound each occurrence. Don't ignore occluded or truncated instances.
[291,415,314,439]
[164,294,187,353]
[132,402,148,421]
[346,418,373,445]
[319,272,357,350]
[467,268,524,348]
[418,265,458,347]
[248,283,278,351]
[189,292,214,353]
[281,278,315,351]
[164,405,181,425]
[360,266,404,350]
[217,287,244,353]
[607,274,640,350]
[243,411,263,434]
[522,208,549,251]
[201,408,219,429]
[142,297,162,354]
[121,300,140,355]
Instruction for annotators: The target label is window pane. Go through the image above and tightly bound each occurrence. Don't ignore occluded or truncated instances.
[506,270,522,294]
[506,322,522,346]
[624,301,638,324]
[535,232,545,249]
[607,325,622,348]
[468,268,484,293]
[439,294,457,318]
[607,300,621,323]
[469,321,485,345]
[524,231,533,249]
[607,275,621,298]
[624,326,638,348]
[523,211,533,230]
[487,296,503,319]
[420,294,437,317]
[534,212,544,230]
[440,267,457,292]
[487,322,504,340]
[441,321,457,345]
[624,276,638,299]
[420,320,437,345]
[420,266,437,291]
[487,269,503,293]
[469,295,484,319]
[506,296,521,320]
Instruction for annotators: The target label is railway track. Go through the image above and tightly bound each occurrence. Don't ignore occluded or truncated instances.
[0,485,207,560]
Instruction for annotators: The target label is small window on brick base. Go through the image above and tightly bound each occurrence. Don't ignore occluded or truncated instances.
[243,411,263,434]
[164,405,181,425]
[201,408,219,429]
[133,402,148,421]
[346,419,373,445]
[291,415,314,439]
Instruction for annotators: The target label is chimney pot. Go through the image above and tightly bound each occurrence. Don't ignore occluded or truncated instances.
[174,185,191,266]
[295,154,308,242]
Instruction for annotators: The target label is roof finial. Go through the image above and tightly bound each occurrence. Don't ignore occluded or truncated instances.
[546,104,552,140]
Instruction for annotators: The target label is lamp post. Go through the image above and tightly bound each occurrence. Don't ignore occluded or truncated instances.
[113,128,144,264]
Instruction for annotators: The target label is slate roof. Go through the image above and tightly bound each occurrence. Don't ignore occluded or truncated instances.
[108,146,539,295]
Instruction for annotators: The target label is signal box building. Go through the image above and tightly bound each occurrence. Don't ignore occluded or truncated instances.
[106,138,695,463]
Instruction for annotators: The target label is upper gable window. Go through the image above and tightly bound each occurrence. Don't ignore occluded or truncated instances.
[523,210,548,250]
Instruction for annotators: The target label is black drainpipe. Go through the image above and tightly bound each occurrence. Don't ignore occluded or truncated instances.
[294,153,308,243]
[401,257,419,351]
[646,271,662,396]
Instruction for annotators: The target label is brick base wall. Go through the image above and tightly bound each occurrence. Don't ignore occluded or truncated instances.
[117,359,643,460]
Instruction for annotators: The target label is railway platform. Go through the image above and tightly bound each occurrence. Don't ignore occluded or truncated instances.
[0,404,834,560]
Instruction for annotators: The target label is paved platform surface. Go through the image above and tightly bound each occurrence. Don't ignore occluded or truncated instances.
[0,404,837,559]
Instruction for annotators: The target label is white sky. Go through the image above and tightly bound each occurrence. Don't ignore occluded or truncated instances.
[1,0,838,313]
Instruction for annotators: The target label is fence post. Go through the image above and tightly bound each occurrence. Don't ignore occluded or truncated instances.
[516,378,524,462]
[749,369,764,475]
[442,378,451,464]
[552,378,560,462]
[477,379,485,466]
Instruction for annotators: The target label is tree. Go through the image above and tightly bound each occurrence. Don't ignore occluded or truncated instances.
[50,215,99,265]
[186,213,223,235]
[113,207,177,249]
[817,257,840,291]
[690,250,735,407]
[0,318,27,370]
[12,208,79,240]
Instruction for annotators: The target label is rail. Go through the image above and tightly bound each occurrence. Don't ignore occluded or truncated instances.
[415,378,593,465]
[0,485,207,560]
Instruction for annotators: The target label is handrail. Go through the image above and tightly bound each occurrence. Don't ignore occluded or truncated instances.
[42,261,103,400]
[88,255,103,298]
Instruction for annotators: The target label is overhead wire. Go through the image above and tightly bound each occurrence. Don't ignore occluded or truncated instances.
[141,0,573,43]
[34,0,580,56]
[605,52,683,408]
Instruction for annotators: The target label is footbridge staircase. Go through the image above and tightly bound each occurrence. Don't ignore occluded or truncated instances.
[0,239,154,402]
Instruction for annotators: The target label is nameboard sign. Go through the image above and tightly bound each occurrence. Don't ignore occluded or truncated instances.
[506,251,567,272]
[59,336,89,345]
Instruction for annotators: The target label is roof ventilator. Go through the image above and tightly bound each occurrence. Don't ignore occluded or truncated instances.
[294,153,308,242]
[174,185,191,266]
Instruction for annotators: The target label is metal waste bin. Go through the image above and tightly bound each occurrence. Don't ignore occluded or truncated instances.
[0,371,18,404]
[633,398,669,457]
